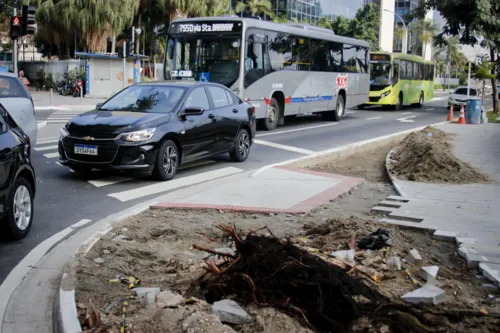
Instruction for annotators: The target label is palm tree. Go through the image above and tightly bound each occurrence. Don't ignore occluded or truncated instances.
[235,0,275,20]
[413,19,439,58]
[394,25,406,51]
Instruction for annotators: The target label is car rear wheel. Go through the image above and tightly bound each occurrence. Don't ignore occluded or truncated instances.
[230,129,251,162]
[153,140,179,181]
[2,177,34,241]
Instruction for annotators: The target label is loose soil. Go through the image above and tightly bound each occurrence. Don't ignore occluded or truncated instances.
[389,126,491,183]
[75,140,499,333]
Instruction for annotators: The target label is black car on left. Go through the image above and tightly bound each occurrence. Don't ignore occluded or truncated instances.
[0,103,36,241]
[58,81,256,181]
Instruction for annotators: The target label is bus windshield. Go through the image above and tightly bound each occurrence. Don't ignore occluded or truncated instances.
[370,62,392,86]
[164,35,241,88]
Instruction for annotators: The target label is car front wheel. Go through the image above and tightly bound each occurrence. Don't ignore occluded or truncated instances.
[153,140,179,181]
[2,177,34,241]
[230,129,251,162]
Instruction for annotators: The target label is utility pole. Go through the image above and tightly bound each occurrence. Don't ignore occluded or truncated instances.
[13,7,18,74]
[122,41,126,88]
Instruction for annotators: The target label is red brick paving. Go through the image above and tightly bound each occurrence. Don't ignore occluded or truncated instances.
[150,166,364,214]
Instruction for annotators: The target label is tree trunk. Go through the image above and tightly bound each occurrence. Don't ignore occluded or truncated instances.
[66,42,71,59]
[136,12,142,54]
[490,47,499,114]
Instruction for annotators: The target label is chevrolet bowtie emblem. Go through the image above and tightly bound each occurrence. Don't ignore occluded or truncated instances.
[83,136,93,141]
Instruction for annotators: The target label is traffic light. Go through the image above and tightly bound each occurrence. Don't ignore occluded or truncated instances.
[21,5,36,36]
[10,16,22,40]
[128,41,135,57]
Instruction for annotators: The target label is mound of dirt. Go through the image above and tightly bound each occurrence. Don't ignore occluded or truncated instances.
[390,126,490,183]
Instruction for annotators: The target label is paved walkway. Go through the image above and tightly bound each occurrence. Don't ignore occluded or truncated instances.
[375,122,500,288]
[152,166,364,214]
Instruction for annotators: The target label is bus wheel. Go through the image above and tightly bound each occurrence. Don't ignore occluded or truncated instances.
[416,92,424,108]
[259,98,279,131]
[322,94,345,121]
[394,93,403,111]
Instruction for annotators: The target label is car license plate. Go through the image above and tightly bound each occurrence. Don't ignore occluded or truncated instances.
[74,144,98,156]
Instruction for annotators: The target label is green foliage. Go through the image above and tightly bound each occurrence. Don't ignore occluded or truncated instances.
[458,73,467,85]
[330,15,350,36]
[473,60,496,81]
[348,3,379,50]
[235,0,275,19]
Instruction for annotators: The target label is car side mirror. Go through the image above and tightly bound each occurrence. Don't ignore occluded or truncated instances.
[183,107,205,116]
[96,103,103,109]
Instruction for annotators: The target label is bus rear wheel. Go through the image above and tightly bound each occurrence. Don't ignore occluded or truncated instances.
[322,94,345,121]
[259,98,279,131]
[414,92,424,108]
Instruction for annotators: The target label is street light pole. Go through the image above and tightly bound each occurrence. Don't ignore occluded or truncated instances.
[13,7,18,74]
[384,9,407,54]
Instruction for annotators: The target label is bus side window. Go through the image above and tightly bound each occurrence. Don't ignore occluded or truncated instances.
[329,42,343,72]
[400,60,407,80]
[393,59,400,86]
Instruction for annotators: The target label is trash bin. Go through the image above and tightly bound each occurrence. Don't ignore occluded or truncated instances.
[466,99,482,124]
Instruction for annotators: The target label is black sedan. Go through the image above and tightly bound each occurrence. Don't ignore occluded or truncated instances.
[0,103,36,241]
[58,82,256,181]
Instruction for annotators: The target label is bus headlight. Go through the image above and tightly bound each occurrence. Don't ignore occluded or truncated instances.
[380,90,391,98]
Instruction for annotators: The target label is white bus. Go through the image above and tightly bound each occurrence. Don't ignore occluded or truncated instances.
[157,16,370,130]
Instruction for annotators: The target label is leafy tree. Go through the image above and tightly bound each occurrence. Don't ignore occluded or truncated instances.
[330,15,350,36]
[235,0,275,20]
[348,3,379,50]
[417,0,500,113]
[472,59,496,103]
[412,19,440,58]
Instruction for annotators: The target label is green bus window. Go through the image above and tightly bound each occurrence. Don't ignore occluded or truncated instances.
[400,60,407,80]
[393,59,400,85]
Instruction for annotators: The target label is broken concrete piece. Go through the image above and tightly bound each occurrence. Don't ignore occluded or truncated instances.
[156,290,186,308]
[406,248,422,265]
[93,257,104,264]
[479,263,500,287]
[212,299,251,325]
[387,256,402,271]
[102,249,111,255]
[330,249,355,265]
[133,287,161,299]
[401,284,446,305]
[144,292,156,307]
[420,266,439,282]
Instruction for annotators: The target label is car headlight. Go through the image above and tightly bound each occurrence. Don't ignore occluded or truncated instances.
[380,90,391,98]
[121,128,156,142]
[60,126,69,138]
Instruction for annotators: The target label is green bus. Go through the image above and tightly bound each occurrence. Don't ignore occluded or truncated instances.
[363,52,435,110]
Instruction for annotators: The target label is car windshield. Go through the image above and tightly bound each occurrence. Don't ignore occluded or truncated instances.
[99,85,186,112]
[370,62,392,85]
[454,88,477,96]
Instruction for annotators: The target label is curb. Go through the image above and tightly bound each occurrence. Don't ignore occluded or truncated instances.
[385,147,408,198]
[252,121,451,177]
[37,121,47,129]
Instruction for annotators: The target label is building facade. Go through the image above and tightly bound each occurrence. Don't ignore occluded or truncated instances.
[231,0,364,23]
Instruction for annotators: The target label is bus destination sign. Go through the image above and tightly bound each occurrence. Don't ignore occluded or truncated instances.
[170,21,242,34]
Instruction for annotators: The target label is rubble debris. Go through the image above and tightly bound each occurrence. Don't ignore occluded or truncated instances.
[330,249,355,266]
[193,224,463,333]
[212,299,252,325]
[93,257,105,264]
[401,284,446,305]
[108,275,141,289]
[156,290,186,308]
[386,256,402,271]
[102,249,111,255]
[407,248,423,265]
[419,266,440,283]
[357,228,392,250]
[479,263,500,287]
[132,287,161,299]
[390,127,490,184]
[181,311,237,333]
[112,234,133,242]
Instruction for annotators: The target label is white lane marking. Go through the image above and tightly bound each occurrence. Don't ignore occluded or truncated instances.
[70,219,92,228]
[366,116,382,120]
[256,123,337,138]
[47,118,74,121]
[252,120,453,178]
[397,115,418,123]
[34,145,58,152]
[0,218,91,329]
[426,108,435,110]
[254,139,315,155]
[36,138,59,145]
[37,121,47,129]
[88,177,132,188]
[108,166,244,202]
[44,152,59,158]
[401,112,412,115]
[46,120,70,123]
[345,111,356,114]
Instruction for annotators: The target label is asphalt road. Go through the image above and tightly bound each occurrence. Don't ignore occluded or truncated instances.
[0,92,491,283]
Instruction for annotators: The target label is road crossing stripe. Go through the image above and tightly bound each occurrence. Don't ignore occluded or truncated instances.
[43,152,59,158]
[108,166,244,202]
[88,177,132,188]
[366,116,382,120]
[34,145,58,151]
[253,140,315,155]
[46,120,69,123]
[36,138,59,145]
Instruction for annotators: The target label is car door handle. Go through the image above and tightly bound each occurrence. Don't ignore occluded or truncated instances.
[232,109,238,113]
[208,114,215,119]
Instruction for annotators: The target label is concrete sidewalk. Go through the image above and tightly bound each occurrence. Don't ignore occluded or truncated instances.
[375,122,500,287]
[152,166,364,214]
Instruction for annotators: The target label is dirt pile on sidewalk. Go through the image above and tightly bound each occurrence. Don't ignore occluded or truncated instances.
[390,126,490,183]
